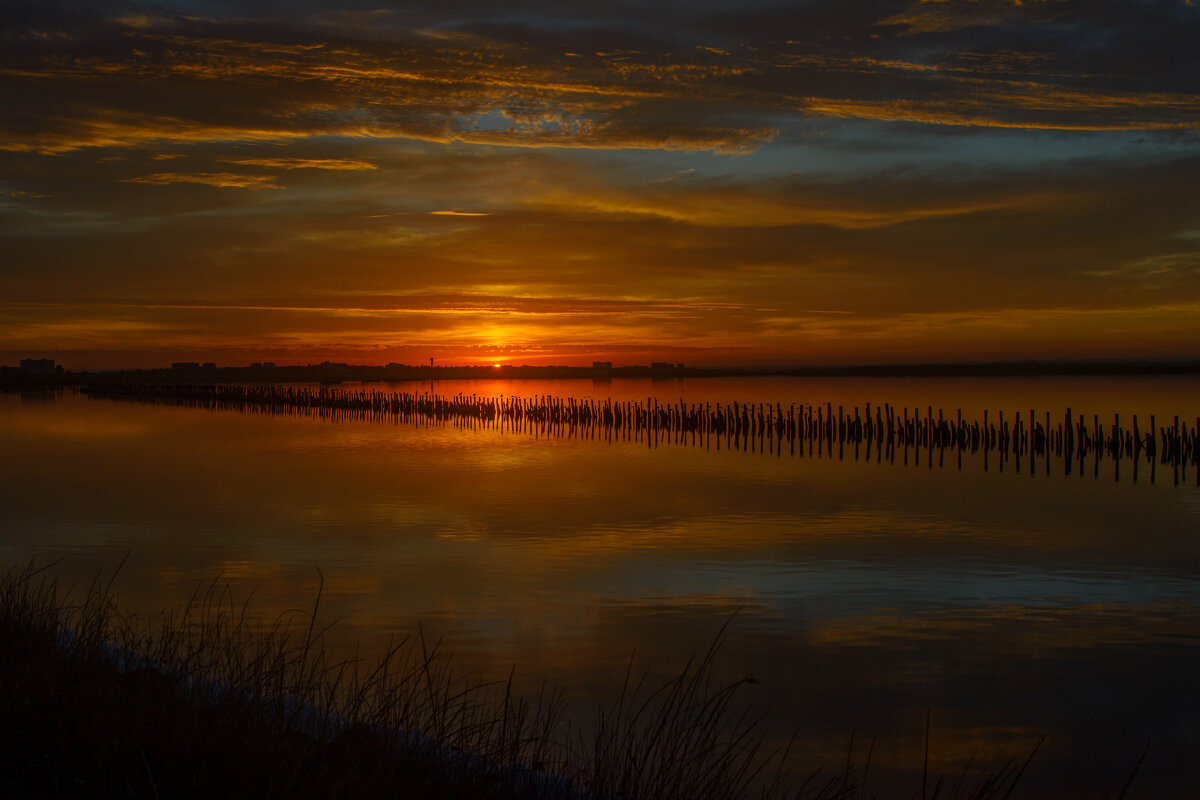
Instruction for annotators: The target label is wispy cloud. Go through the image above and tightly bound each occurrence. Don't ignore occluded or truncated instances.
[221,158,377,171]
[122,172,281,189]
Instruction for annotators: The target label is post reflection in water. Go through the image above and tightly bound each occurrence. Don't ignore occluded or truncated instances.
[2,376,1199,795]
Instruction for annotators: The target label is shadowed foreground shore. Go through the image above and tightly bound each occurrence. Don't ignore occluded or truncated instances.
[0,562,1150,800]
[1,619,484,799]
[0,568,533,799]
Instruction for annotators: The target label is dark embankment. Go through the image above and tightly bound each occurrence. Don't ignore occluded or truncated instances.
[1,612,487,799]
[0,564,552,799]
[0,562,785,800]
[0,562,1152,799]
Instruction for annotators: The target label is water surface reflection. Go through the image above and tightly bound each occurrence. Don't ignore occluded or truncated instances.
[1,377,1198,795]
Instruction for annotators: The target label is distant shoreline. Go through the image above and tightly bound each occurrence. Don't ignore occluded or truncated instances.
[4,358,1200,390]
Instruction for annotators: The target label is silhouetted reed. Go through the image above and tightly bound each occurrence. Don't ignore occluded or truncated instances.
[4,559,1136,799]
[82,384,1200,486]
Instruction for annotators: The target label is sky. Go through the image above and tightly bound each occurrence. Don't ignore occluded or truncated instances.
[2,0,1200,369]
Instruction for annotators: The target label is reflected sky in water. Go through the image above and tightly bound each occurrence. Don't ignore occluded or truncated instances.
[2,377,1199,795]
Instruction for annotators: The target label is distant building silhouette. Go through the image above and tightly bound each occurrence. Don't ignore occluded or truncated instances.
[171,362,200,370]
[592,361,612,374]
[20,358,58,376]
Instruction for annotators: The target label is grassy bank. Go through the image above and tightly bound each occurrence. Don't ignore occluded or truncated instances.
[0,561,791,799]
[0,565,534,798]
[0,561,1141,799]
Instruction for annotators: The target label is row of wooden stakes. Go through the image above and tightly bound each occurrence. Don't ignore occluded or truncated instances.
[81,383,1200,485]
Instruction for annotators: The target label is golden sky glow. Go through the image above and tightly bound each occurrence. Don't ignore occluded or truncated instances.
[2,1,1200,368]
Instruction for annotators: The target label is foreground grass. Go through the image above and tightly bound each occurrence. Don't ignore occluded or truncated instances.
[0,561,1143,799]
[1,561,785,800]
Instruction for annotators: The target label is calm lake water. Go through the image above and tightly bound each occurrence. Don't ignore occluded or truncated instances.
[3,376,1199,795]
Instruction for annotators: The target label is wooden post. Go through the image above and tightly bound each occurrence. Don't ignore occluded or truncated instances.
[956,407,963,470]
[1114,413,1121,482]
[1015,410,1021,473]
[1045,411,1051,475]
[928,406,934,470]
[1065,408,1073,472]
[1030,407,1036,460]
[983,409,989,472]
[1079,414,1086,479]
[1150,415,1156,460]
[1064,408,1071,476]
[1175,415,1180,486]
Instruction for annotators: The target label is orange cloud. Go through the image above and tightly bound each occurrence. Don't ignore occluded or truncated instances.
[122,171,281,188]
[0,111,776,155]
[798,95,1200,131]
[220,157,377,170]
[880,0,1066,35]
[531,186,1074,229]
